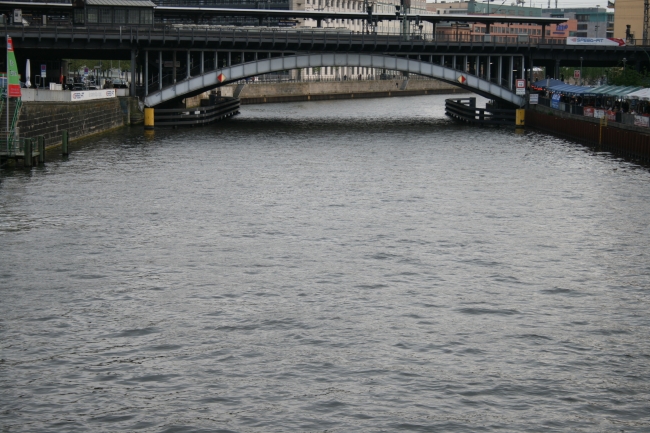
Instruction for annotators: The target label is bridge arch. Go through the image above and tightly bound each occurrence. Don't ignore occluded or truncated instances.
[144,53,524,107]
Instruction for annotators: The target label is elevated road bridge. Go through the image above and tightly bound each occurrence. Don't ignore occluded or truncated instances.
[2,6,648,107]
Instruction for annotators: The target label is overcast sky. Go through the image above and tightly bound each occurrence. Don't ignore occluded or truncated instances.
[427,0,612,9]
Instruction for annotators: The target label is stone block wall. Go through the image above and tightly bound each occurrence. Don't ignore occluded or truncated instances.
[18,99,124,148]
[235,79,458,99]
[184,79,464,107]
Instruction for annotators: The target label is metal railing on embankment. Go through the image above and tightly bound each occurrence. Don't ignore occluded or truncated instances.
[153,97,240,127]
[445,97,516,126]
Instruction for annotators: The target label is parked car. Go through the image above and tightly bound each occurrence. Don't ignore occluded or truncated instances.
[71,77,85,90]
[112,79,128,88]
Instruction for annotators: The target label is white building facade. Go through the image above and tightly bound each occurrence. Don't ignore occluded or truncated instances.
[296,0,434,80]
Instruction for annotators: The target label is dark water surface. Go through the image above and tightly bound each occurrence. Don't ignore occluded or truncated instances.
[1,95,650,432]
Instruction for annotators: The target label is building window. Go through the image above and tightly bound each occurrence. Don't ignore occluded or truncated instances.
[577,32,588,37]
[128,9,139,24]
[87,7,98,23]
[141,9,152,24]
[74,8,85,24]
[99,8,111,23]
[114,9,125,23]
[577,24,588,30]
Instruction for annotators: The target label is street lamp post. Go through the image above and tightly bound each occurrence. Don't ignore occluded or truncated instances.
[579,56,583,86]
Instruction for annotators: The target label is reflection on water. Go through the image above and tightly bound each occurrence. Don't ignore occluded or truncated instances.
[1,95,650,432]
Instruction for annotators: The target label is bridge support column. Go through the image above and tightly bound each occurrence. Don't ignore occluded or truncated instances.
[498,55,502,86]
[487,56,491,81]
[452,55,456,70]
[173,51,177,83]
[187,51,191,78]
[475,55,479,77]
[554,59,560,80]
[463,56,467,72]
[145,50,148,97]
[508,56,513,89]
[130,48,136,96]
[528,55,533,85]
[200,51,204,75]
[159,51,162,90]
[228,52,231,67]
[214,51,218,70]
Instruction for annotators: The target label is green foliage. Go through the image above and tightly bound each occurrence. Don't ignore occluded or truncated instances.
[557,65,650,87]
[606,67,649,86]
[559,66,609,85]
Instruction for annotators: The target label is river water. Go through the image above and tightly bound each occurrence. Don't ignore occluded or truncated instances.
[1,95,650,432]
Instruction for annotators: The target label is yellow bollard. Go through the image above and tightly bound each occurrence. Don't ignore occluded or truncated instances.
[515,109,525,128]
[144,107,155,130]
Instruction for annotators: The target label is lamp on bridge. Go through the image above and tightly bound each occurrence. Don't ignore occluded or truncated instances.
[579,56,583,86]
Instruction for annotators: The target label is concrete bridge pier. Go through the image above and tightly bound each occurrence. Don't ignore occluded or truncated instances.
[131,48,137,97]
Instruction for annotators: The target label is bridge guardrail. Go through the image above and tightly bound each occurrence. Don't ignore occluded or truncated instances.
[7,22,645,47]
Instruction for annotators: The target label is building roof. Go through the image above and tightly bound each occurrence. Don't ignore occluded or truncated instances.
[86,0,155,7]
[626,88,650,100]
[533,78,564,88]
[548,83,593,95]
[588,84,643,97]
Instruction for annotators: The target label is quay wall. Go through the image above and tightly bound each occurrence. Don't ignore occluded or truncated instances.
[526,104,650,161]
[18,98,126,149]
[184,79,466,106]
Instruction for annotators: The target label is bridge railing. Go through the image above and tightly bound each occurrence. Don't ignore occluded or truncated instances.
[7,22,644,47]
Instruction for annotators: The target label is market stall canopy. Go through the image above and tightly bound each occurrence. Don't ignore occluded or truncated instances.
[547,83,593,96]
[588,85,644,98]
[623,87,650,100]
[533,78,565,89]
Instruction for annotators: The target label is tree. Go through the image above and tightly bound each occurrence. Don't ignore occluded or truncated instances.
[606,67,648,87]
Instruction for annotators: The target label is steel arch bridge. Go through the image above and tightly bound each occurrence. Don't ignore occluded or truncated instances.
[144,52,525,107]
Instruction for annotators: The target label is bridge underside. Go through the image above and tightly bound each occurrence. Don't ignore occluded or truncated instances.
[144,53,525,108]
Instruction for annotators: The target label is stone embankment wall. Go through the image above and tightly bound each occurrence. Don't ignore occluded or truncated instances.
[184,79,465,107]
[526,104,650,161]
[17,98,139,149]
